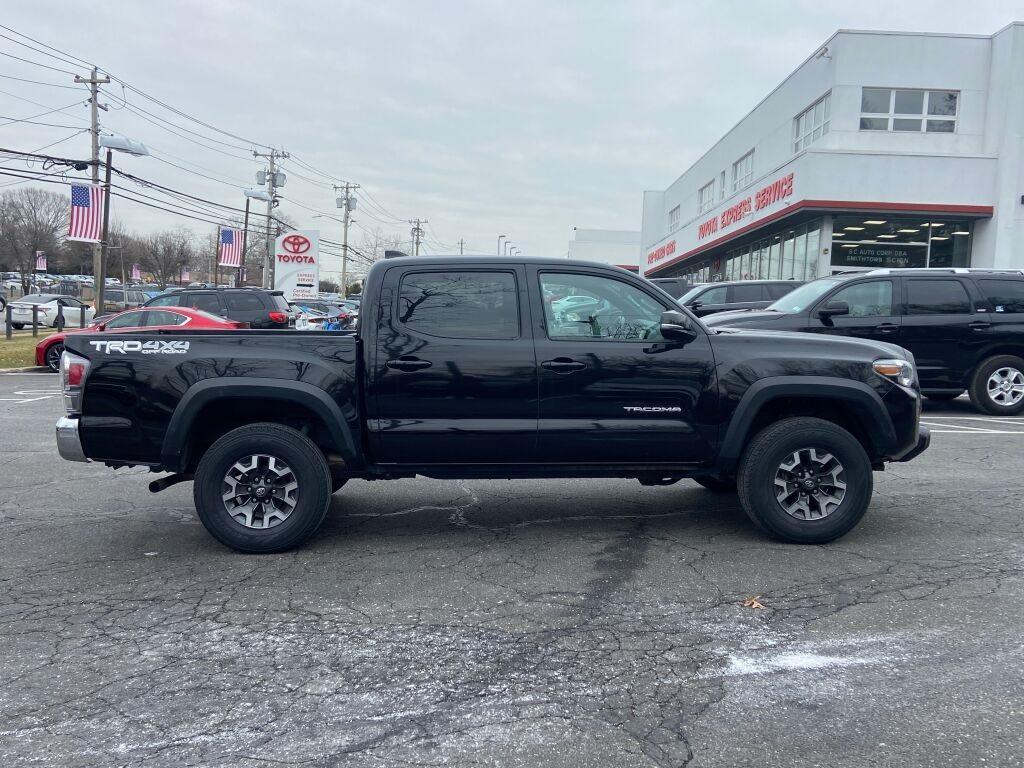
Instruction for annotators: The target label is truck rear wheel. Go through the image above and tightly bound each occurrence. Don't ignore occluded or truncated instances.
[737,417,873,544]
[193,422,332,553]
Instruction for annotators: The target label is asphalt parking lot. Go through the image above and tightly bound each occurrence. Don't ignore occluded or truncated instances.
[1,372,1022,768]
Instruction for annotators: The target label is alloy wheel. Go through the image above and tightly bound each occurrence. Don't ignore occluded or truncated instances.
[221,454,299,529]
[773,448,847,521]
[987,366,1024,407]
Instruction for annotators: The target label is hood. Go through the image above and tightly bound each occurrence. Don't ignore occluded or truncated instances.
[709,325,911,361]
[703,309,786,327]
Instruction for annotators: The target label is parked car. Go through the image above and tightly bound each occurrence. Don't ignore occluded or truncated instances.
[143,287,294,329]
[676,279,804,317]
[647,277,695,300]
[36,306,245,371]
[56,255,928,552]
[99,288,148,314]
[7,294,94,329]
[292,300,357,328]
[705,268,1024,414]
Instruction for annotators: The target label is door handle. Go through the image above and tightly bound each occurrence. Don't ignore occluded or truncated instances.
[541,357,587,373]
[386,357,432,371]
[969,320,991,330]
[875,322,899,334]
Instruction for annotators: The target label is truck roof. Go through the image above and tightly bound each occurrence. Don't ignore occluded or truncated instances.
[372,255,635,272]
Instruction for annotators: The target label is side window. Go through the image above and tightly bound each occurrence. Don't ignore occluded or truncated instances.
[224,292,266,312]
[187,293,222,313]
[826,280,893,317]
[144,310,189,326]
[104,311,146,329]
[541,272,667,341]
[397,271,519,339]
[730,283,765,303]
[767,283,798,300]
[906,279,971,315]
[147,294,180,307]
[697,286,727,305]
[978,279,1024,313]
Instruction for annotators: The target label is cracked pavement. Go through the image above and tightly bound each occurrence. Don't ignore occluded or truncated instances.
[0,373,1022,767]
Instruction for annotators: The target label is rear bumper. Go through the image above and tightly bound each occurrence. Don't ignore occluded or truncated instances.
[895,426,930,463]
[56,416,89,462]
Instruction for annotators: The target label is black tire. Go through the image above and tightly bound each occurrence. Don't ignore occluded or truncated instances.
[737,417,873,544]
[12,323,23,330]
[45,342,64,372]
[193,422,332,553]
[693,475,737,493]
[925,391,963,402]
[968,355,1024,416]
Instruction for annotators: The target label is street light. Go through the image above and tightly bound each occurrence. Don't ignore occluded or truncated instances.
[96,133,148,313]
[497,234,506,256]
[503,241,511,256]
[237,188,273,286]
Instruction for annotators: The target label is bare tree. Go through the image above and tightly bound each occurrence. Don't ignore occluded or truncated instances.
[0,187,69,290]
[139,229,196,289]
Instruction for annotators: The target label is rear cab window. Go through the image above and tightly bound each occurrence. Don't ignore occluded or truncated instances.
[397,271,519,339]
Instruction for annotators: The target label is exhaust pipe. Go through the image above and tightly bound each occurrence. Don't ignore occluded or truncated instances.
[148,473,193,493]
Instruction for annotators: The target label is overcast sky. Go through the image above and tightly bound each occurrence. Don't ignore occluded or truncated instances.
[1,0,1022,276]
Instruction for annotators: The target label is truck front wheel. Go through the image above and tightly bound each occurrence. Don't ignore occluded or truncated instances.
[737,417,873,544]
[193,422,332,553]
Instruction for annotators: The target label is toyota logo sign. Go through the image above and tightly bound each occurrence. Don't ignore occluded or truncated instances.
[282,234,311,254]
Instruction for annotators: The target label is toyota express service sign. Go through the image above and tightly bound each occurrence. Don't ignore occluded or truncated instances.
[274,230,320,301]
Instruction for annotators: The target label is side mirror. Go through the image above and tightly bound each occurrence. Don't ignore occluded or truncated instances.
[660,310,698,343]
[817,300,850,324]
[689,299,702,310]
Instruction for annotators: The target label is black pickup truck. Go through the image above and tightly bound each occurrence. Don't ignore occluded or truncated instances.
[56,257,929,552]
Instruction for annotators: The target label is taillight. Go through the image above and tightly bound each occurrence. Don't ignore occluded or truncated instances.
[268,311,288,323]
[61,350,91,414]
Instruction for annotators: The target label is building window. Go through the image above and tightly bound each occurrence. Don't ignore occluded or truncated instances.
[731,150,754,193]
[698,180,715,214]
[668,205,681,230]
[859,88,958,133]
[829,215,972,269]
[719,170,726,200]
[793,92,830,152]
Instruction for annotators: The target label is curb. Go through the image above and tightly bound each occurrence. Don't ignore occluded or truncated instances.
[0,366,51,374]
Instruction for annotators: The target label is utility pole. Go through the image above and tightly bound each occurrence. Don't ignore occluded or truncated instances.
[253,148,289,288]
[74,67,110,308]
[334,182,359,296]
[458,238,465,255]
[410,218,427,256]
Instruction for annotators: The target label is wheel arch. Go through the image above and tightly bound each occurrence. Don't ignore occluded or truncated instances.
[718,377,897,474]
[161,378,359,473]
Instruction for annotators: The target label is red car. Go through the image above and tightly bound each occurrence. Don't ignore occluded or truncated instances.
[36,306,245,371]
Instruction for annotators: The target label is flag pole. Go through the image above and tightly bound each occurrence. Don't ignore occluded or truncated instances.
[97,149,113,315]
[240,197,250,287]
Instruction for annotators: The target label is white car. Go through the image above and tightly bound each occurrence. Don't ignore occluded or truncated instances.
[7,294,95,329]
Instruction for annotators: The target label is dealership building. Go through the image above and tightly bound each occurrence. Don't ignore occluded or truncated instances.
[640,22,1024,284]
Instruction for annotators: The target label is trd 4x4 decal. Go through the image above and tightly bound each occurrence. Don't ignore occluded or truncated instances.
[89,340,190,355]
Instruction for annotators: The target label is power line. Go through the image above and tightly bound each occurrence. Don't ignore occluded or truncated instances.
[0,24,95,69]
[0,113,83,129]
[0,72,84,90]
[0,100,86,127]
[0,49,79,76]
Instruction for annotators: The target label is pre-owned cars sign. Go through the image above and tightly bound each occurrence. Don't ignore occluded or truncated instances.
[274,230,320,301]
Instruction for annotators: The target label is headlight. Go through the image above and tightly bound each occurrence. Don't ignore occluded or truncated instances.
[873,358,915,388]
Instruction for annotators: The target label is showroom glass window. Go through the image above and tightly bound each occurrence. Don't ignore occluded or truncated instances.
[398,271,519,339]
[859,88,958,133]
[830,215,971,269]
[794,92,831,152]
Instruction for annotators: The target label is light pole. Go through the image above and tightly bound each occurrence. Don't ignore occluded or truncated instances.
[97,134,148,314]
[242,188,271,286]
[497,234,506,256]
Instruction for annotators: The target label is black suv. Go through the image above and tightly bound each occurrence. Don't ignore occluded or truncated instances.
[676,279,803,317]
[143,287,294,329]
[705,268,1024,415]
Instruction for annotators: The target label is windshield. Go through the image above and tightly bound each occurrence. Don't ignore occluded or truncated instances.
[766,278,842,313]
[678,284,709,303]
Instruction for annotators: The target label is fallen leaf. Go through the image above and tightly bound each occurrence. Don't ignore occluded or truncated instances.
[742,596,765,610]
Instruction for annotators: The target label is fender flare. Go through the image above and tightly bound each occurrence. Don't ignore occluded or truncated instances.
[717,376,896,472]
[161,378,358,471]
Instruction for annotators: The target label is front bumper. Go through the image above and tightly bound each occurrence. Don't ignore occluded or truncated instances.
[56,416,89,462]
[895,425,930,463]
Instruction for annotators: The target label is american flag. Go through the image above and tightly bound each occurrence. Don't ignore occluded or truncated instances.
[35,251,46,271]
[218,228,243,267]
[67,184,104,242]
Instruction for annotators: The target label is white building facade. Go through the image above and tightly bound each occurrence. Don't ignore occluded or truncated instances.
[568,228,640,272]
[641,23,1024,283]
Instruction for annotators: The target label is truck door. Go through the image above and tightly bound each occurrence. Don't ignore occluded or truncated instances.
[370,265,538,464]
[530,268,717,465]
